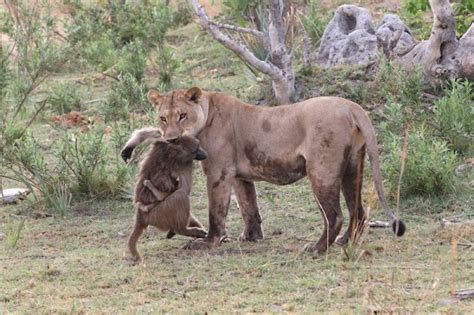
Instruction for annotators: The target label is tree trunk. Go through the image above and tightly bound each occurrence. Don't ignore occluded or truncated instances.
[396,0,472,82]
[188,0,295,104]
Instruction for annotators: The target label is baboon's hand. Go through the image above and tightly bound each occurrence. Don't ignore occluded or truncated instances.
[143,179,151,188]
[121,146,134,163]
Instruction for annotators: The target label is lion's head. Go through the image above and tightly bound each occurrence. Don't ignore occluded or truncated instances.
[147,87,209,141]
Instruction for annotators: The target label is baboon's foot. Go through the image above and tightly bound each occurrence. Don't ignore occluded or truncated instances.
[182,236,225,250]
[124,254,144,266]
[238,222,264,242]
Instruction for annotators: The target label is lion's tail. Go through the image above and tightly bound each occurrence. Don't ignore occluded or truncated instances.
[351,105,406,237]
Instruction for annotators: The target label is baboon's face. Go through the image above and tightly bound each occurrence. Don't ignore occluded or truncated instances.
[171,136,208,162]
[147,88,208,142]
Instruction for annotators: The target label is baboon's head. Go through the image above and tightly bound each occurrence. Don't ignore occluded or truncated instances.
[169,136,208,163]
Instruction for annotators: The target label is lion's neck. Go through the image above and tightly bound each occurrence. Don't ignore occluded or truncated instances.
[208,92,256,119]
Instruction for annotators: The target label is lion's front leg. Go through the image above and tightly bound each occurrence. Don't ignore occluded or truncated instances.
[233,179,264,242]
[185,173,232,250]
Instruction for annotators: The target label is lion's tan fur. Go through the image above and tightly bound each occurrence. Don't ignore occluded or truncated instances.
[134,88,405,252]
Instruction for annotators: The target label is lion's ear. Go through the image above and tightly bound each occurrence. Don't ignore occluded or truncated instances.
[185,87,202,103]
[147,89,161,104]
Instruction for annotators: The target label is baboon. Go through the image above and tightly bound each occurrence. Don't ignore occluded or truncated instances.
[122,133,208,262]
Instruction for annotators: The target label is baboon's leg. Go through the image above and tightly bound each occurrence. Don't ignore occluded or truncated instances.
[168,216,207,239]
[339,146,366,245]
[232,179,263,242]
[175,226,208,238]
[188,213,206,229]
[128,216,147,262]
[143,179,168,201]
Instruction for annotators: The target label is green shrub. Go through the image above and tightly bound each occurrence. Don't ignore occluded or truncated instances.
[433,79,473,155]
[58,126,109,197]
[382,125,458,197]
[81,34,119,71]
[400,0,472,37]
[399,0,432,39]
[155,44,179,88]
[375,55,423,107]
[100,73,148,121]
[2,133,72,214]
[47,82,82,114]
[171,0,193,27]
[300,0,329,47]
[116,41,147,82]
[453,1,474,35]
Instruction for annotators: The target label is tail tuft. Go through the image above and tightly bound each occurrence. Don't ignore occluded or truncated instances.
[392,219,406,237]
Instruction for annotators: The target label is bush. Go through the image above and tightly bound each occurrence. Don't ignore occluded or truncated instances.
[170,0,194,27]
[382,125,458,197]
[155,44,179,88]
[433,79,473,155]
[81,34,119,71]
[375,55,423,107]
[300,0,329,47]
[100,73,148,122]
[58,124,130,198]
[400,0,472,37]
[47,82,82,114]
[116,41,147,82]
[2,133,72,215]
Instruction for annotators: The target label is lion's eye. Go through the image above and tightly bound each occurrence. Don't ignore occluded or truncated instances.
[160,116,167,123]
[179,113,187,121]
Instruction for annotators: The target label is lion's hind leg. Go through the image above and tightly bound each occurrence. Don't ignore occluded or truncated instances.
[338,145,366,246]
[303,152,345,254]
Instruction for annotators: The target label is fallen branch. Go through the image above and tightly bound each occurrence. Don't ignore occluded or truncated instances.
[454,288,474,300]
[368,220,390,228]
[440,218,474,228]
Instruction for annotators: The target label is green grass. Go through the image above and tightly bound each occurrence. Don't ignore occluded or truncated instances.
[1,4,474,313]
[1,167,473,313]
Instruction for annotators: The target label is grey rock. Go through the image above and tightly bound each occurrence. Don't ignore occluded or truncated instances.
[317,5,378,66]
[376,14,415,55]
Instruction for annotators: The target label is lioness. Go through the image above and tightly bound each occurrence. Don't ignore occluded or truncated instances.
[121,87,406,253]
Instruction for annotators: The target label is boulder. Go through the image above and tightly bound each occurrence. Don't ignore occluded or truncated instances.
[317,5,378,66]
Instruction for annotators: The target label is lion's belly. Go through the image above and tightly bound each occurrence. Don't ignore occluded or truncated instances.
[236,144,307,185]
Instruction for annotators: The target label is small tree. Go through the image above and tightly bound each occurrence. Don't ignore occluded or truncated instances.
[188,0,295,104]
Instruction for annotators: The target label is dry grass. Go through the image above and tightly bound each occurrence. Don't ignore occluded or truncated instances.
[1,168,473,313]
[1,7,473,313]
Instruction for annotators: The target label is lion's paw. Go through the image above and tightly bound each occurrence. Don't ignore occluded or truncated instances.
[304,241,327,254]
[335,234,349,246]
[238,226,264,242]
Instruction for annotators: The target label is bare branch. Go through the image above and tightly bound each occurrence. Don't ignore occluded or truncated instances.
[209,20,270,51]
[209,21,265,39]
[188,0,284,80]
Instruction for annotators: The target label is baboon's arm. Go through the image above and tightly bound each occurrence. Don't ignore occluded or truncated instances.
[175,175,192,195]
[121,127,162,162]
[144,179,169,201]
